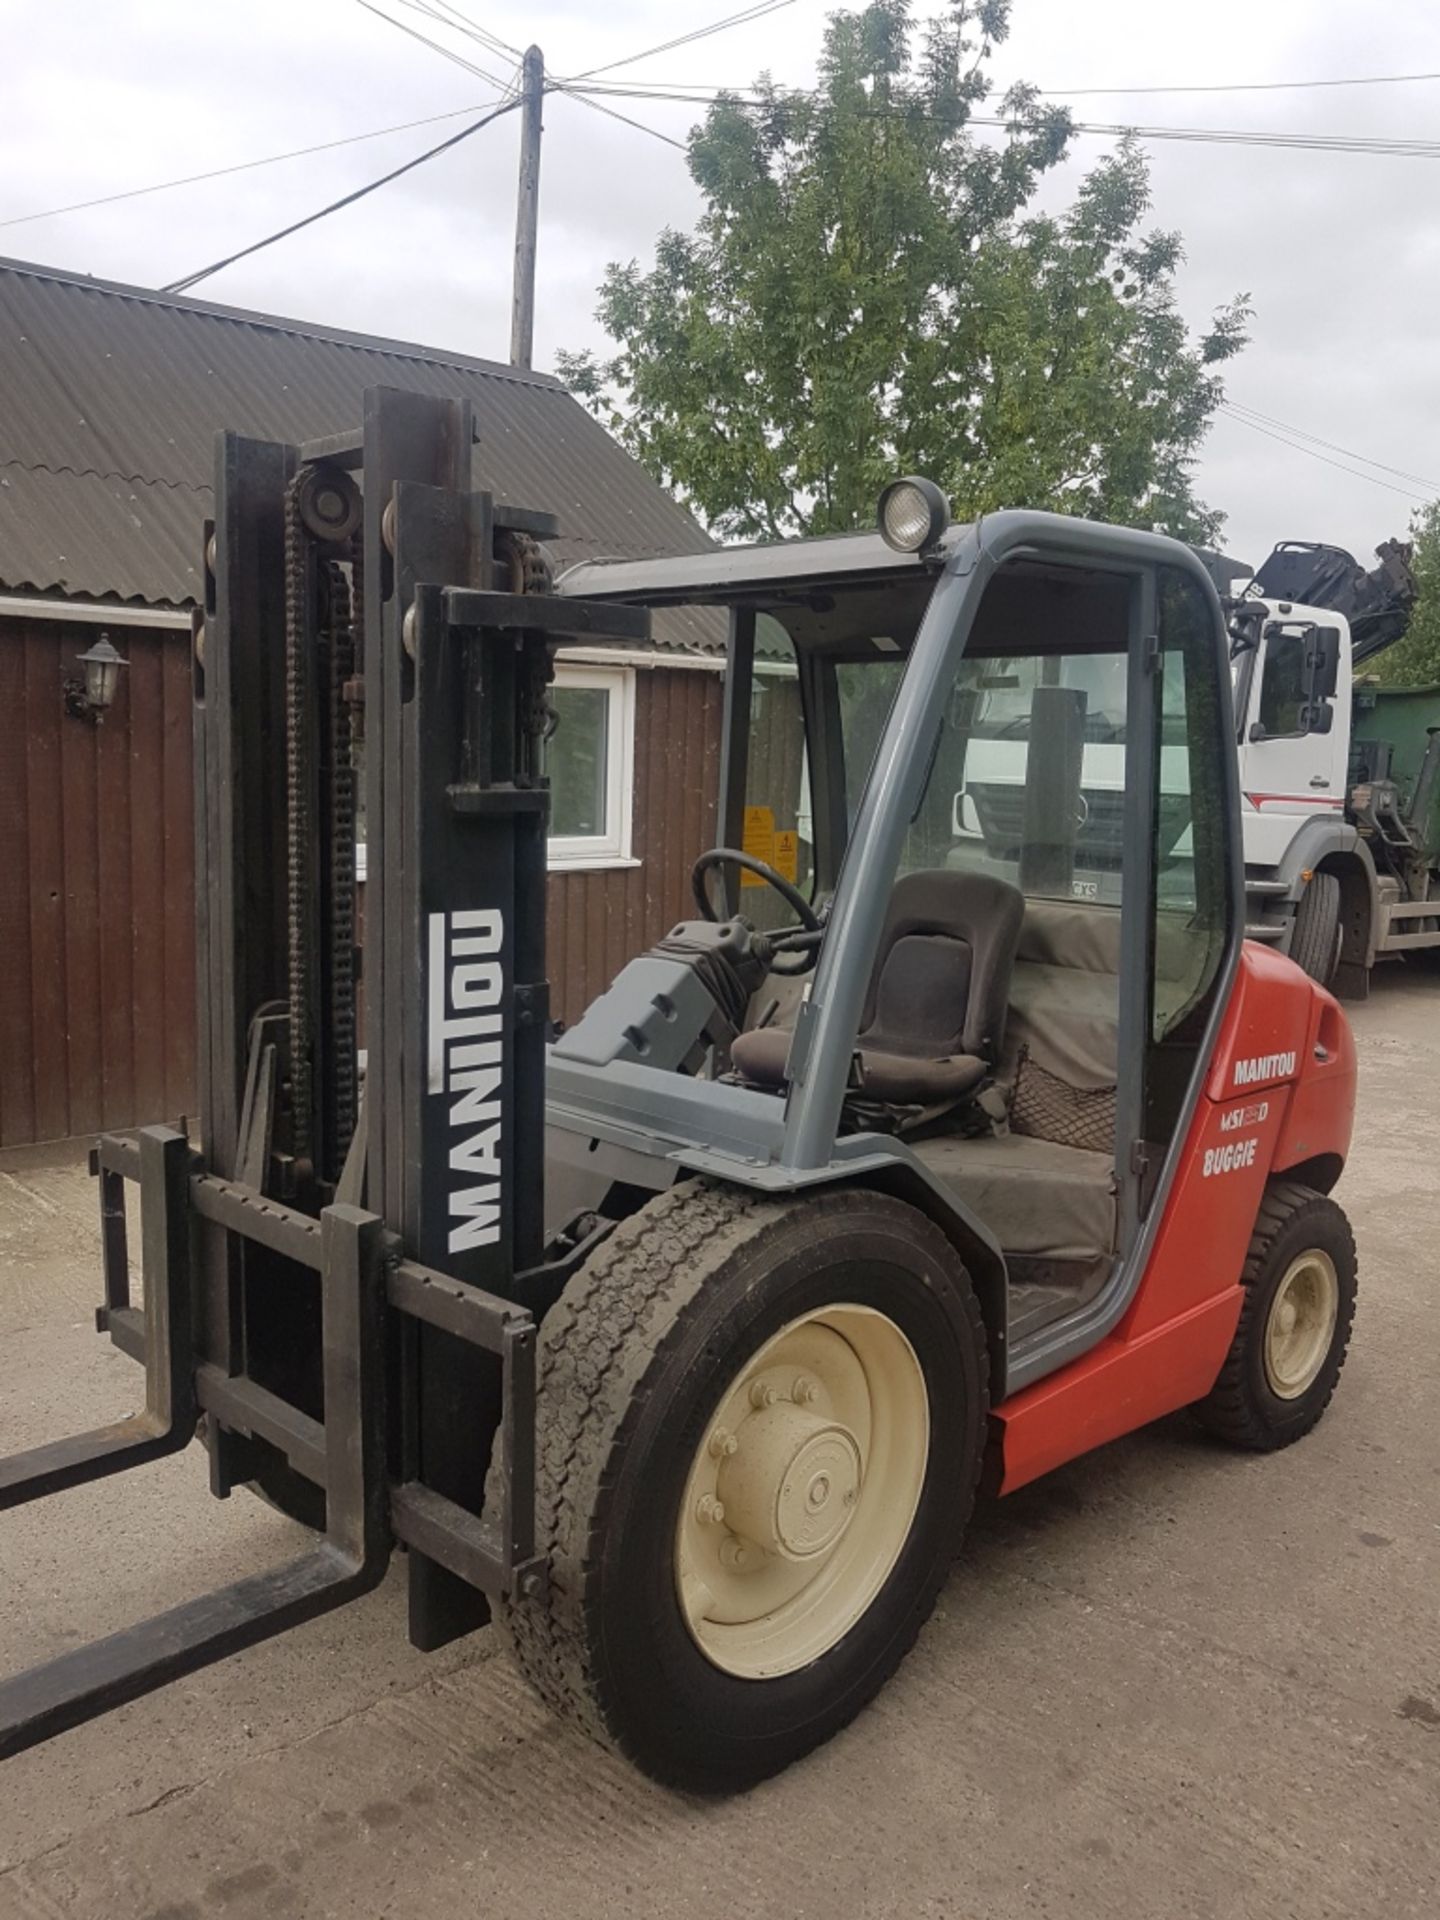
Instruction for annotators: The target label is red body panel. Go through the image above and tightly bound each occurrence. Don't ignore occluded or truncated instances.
[994,942,1356,1494]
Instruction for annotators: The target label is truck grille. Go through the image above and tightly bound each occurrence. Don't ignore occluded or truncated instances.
[969,783,1126,871]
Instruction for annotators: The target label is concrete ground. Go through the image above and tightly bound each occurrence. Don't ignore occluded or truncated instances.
[2,967,1437,1920]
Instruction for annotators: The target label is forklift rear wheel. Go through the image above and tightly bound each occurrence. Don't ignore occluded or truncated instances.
[1290,870,1342,988]
[493,1181,988,1790]
[1194,1181,1356,1452]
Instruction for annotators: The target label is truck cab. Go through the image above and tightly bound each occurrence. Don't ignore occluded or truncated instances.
[1232,601,1351,866]
[1231,580,1440,987]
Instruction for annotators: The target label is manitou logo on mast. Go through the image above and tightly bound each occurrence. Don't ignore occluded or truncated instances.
[427,909,506,1253]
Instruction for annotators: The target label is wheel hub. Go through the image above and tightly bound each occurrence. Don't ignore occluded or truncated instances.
[1263,1249,1340,1400]
[673,1304,930,1680]
[718,1407,862,1561]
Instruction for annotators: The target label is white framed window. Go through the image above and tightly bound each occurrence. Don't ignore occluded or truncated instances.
[545,661,638,870]
[354,660,638,879]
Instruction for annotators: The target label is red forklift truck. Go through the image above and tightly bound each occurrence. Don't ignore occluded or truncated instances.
[0,393,1358,1790]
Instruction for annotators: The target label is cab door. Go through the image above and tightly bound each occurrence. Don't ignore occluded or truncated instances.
[1238,620,1347,863]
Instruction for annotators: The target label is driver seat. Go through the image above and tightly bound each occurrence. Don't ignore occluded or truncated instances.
[731,870,1025,1107]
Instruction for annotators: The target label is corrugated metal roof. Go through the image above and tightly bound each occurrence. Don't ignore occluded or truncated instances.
[0,256,720,650]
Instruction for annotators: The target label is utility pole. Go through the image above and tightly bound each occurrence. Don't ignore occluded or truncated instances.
[510,45,544,370]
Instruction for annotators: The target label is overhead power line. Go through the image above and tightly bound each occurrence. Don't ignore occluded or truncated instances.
[358,0,799,96]
[554,83,688,152]
[394,0,520,62]
[1223,402,1440,494]
[562,80,1440,159]
[348,2,801,157]
[557,66,1440,101]
[1217,406,1434,503]
[0,102,496,232]
[569,1,800,82]
[13,39,1440,236]
[1032,118,1440,158]
[351,0,510,88]
[1037,68,1440,98]
[161,96,521,295]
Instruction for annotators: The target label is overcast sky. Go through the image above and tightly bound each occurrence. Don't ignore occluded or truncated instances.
[5,0,1440,564]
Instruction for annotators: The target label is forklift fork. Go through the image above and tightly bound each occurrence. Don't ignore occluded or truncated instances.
[0,1128,394,1759]
[1,1129,194,1512]
[0,1124,540,1760]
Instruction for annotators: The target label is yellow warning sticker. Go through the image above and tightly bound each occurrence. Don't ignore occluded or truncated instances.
[771,829,799,884]
[741,804,774,884]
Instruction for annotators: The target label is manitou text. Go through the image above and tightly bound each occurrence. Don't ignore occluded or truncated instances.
[427,909,507,1253]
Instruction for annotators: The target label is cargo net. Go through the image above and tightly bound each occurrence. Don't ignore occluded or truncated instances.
[1009,1046,1116,1155]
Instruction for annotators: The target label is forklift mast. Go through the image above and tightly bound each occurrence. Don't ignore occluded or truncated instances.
[0,387,647,1753]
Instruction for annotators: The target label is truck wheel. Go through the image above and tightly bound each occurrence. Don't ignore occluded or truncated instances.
[1194,1181,1356,1452]
[1290,870,1341,987]
[492,1180,988,1790]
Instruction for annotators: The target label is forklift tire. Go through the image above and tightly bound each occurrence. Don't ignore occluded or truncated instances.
[1194,1181,1357,1452]
[1290,870,1342,988]
[491,1180,989,1791]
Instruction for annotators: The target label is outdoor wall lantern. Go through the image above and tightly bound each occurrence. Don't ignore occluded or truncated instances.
[64,632,128,723]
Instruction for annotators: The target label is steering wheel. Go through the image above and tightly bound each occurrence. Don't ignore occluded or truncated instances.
[692,848,818,927]
[691,848,823,976]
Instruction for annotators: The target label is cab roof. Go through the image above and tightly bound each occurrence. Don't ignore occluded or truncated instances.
[557,524,965,606]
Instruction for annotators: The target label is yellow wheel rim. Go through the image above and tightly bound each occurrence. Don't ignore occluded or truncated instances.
[674,1304,929,1680]
[1263,1250,1340,1400]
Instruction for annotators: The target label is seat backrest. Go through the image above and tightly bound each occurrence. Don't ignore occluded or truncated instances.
[860,870,1024,1062]
[1005,898,1122,1092]
[1015,896,1123,974]
[1005,898,1124,1151]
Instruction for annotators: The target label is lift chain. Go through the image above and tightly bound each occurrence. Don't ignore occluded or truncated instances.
[283,470,315,1174]
[346,528,366,773]
[500,530,558,762]
[500,527,553,600]
[326,555,358,1176]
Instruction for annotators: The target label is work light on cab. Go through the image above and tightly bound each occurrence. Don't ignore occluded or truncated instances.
[878,475,950,552]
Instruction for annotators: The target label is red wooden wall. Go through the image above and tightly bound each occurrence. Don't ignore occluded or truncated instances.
[0,620,723,1147]
[0,617,195,1148]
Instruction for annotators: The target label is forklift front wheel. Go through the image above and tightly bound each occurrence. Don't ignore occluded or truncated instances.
[492,1180,988,1791]
[673,1299,929,1680]
[1194,1181,1357,1452]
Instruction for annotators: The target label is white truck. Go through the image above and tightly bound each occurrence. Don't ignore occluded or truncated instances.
[1226,540,1440,995]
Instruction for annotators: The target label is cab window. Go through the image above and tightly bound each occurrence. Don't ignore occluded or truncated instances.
[739,614,813,929]
[1257,628,1309,737]
[1146,566,1235,1141]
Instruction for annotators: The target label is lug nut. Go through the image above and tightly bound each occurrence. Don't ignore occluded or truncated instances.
[793,1375,818,1405]
[696,1494,725,1526]
[708,1427,739,1458]
[719,1537,750,1570]
[749,1381,779,1410]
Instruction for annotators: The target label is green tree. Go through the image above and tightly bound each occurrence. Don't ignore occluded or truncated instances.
[558,1,1249,545]
[1374,502,1440,686]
